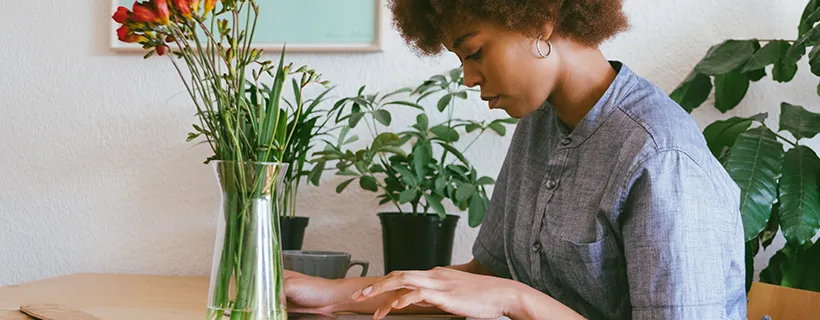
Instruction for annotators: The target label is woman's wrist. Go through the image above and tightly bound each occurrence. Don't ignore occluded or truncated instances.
[504,281,585,320]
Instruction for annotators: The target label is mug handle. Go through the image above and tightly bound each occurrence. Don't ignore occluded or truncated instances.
[348,260,369,277]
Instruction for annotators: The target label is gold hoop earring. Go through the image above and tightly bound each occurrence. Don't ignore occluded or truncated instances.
[536,35,552,58]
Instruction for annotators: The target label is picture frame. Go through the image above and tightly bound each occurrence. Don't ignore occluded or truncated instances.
[110,0,384,53]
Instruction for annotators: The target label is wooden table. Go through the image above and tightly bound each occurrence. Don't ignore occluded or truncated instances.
[0,274,461,320]
[2,274,819,319]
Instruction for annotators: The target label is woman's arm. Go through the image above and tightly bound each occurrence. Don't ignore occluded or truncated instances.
[285,258,494,315]
[507,282,586,320]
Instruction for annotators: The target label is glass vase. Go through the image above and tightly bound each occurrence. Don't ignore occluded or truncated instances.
[206,161,289,320]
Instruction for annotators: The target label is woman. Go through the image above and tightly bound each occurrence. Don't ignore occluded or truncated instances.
[285,0,748,319]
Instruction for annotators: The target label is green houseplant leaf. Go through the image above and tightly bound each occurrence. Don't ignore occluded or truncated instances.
[780,102,820,140]
[702,113,767,158]
[373,109,392,126]
[714,67,750,112]
[670,72,713,113]
[695,40,757,75]
[779,146,820,245]
[724,126,785,241]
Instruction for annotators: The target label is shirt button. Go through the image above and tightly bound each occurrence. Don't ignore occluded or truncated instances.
[545,180,558,190]
[532,242,542,252]
[560,137,572,146]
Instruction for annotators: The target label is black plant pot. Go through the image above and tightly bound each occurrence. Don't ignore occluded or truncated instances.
[378,212,459,273]
[280,216,309,250]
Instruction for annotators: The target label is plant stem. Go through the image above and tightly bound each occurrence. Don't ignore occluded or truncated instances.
[773,131,799,147]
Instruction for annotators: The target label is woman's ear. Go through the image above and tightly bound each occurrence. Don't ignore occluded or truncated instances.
[540,23,555,40]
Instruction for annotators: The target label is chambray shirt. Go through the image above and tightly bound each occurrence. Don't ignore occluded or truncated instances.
[473,61,747,319]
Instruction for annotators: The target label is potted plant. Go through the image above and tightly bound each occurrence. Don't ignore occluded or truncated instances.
[111,0,330,318]
[312,68,517,273]
[670,0,820,293]
[278,77,337,250]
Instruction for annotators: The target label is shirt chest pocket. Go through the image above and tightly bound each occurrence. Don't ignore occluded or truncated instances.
[545,232,630,319]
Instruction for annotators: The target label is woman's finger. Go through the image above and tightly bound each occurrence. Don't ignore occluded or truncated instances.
[352,270,439,301]
[392,289,428,309]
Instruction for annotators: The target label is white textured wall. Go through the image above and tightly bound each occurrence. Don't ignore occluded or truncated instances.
[1,0,818,286]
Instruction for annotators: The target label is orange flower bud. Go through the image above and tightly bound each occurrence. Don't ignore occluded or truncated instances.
[156,45,168,56]
[165,35,176,43]
[172,0,191,18]
[112,6,131,24]
[190,0,200,13]
[203,0,216,17]
[154,0,170,25]
[116,25,131,42]
[117,25,147,43]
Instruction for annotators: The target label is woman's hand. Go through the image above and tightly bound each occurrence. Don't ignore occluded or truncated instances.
[350,267,525,319]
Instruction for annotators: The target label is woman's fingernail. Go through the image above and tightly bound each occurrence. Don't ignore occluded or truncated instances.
[351,291,361,299]
[373,309,380,319]
[362,286,373,295]
[391,300,398,308]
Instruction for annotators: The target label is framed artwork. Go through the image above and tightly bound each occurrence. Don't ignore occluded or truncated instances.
[110,0,384,52]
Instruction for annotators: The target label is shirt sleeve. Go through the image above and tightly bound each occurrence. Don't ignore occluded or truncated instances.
[472,161,513,279]
[620,150,745,319]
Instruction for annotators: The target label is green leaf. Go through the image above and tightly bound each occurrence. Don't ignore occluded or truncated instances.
[476,176,495,185]
[761,202,780,249]
[438,142,469,165]
[468,193,487,228]
[416,114,429,131]
[810,45,820,77]
[369,164,384,173]
[359,176,378,192]
[424,193,447,219]
[431,75,447,84]
[399,189,418,204]
[413,143,431,179]
[349,112,365,128]
[455,91,468,99]
[779,146,820,245]
[713,68,749,113]
[336,178,355,193]
[771,41,799,83]
[702,113,767,158]
[780,102,820,140]
[488,123,506,136]
[430,125,459,142]
[385,101,424,111]
[449,68,462,82]
[695,40,757,75]
[465,123,481,133]
[801,0,820,38]
[669,72,713,113]
[743,41,766,82]
[725,127,785,241]
[393,166,419,187]
[437,94,453,112]
[435,177,446,193]
[372,132,400,149]
[309,161,325,186]
[373,109,392,126]
[742,41,782,72]
[455,183,475,202]
[787,23,820,62]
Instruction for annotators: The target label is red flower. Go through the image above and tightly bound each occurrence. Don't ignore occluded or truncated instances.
[172,0,192,18]
[112,6,131,23]
[203,0,216,17]
[117,25,130,41]
[132,0,169,25]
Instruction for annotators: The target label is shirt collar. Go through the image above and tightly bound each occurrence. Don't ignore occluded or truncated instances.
[545,61,638,144]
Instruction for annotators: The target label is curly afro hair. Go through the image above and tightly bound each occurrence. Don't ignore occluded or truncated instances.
[388,0,630,56]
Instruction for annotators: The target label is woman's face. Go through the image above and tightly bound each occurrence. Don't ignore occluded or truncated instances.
[444,21,561,118]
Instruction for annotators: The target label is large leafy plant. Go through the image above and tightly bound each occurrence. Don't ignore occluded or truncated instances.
[670,0,820,293]
[312,68,517,227]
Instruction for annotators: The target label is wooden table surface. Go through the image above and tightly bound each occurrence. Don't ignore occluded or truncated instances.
[0,273,461,320]
[2,273,819,320]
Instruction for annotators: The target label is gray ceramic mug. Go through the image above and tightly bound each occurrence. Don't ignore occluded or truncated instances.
[282,250,369,279]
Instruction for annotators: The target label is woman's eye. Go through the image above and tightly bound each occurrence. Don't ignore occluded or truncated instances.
[466,48,482,60]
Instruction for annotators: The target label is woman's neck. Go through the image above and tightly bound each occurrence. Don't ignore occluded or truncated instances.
[547,44,617,130]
